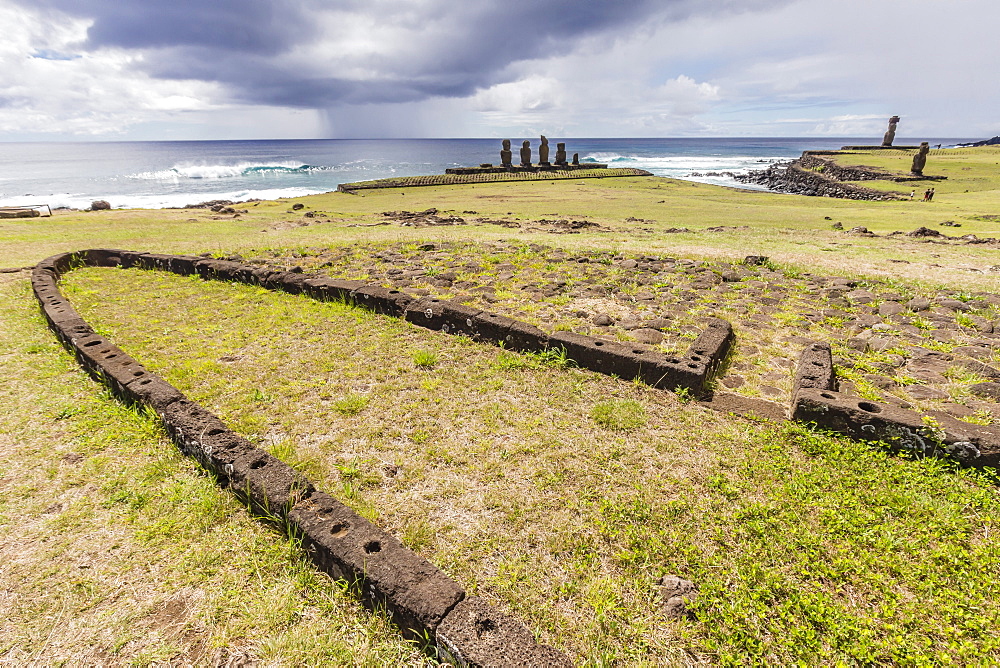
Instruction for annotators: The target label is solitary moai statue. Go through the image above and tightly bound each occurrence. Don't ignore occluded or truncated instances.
[572,152,579,165]
[911,142,930,175]
[555,142,567,166]
[520,140,532,167]
[882,115,900,146]
[500,139,512,167]
[538,135,550,166]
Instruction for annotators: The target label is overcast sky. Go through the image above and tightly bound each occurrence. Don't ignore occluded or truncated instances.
[1,0,996,141]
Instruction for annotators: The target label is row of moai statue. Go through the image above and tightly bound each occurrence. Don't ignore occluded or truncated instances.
[500,136,579,168]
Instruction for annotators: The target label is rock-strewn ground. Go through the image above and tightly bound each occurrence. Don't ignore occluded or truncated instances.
[245,241,1000,424]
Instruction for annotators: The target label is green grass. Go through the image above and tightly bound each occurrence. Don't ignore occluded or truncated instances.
[590,399,647,431]
[4,146,1000,663]
[30,265,998,664]
[412,349,439,368]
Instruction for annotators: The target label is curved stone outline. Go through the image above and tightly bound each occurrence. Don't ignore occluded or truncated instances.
[32,248,572,667]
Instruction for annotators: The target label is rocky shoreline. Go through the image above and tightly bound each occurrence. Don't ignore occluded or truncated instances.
[733,153,906,201]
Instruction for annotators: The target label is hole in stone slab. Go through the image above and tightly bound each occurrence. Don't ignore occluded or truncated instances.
[106,353,117,359]
[83,340,101,347]
[132,370,145,377]
[330,522,350,537]
[389,290,400,295]
[207,428,225,436]
[594,341,604,346]
[249,458,268,470]
[137,379,151,386]
[820,392,836,399]
[632,349,644,355]
[690,355,702,362]
[687,363,700,369]
[363,540,382,554]
[474,618,498,637]
[811,360,824,366]
[857,401,882,413]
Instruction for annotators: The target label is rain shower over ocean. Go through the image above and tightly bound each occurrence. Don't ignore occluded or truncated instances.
[0,137,974,210]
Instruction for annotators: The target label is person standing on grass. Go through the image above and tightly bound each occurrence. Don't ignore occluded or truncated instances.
[928,187,935,201]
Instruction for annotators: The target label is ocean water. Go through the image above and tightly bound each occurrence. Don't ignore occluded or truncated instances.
[0,137,974,210]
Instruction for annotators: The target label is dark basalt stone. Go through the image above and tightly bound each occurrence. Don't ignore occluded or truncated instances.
[436,596,571,667]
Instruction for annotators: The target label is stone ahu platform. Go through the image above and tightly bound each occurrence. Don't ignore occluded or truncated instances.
[839,145,923,151]
[337,167,650,193]
[445,163,608,175]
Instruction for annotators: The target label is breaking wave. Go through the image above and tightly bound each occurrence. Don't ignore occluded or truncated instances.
[581,153,784,174]
[128,161,329,180]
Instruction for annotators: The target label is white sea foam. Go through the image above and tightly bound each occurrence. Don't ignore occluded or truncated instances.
[580,152,786,189]
[0,187,329,211]
[127,161,322,180]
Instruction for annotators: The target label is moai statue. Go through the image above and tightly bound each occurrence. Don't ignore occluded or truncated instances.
[500,139,512,168]
[882,115,900,147]
[538,135,550,166]
[572,152,579,165]
[555,142,567,166]
[520,140,532,167]
[911,142,930,175]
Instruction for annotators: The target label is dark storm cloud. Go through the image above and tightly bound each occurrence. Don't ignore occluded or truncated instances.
[19,0,787,107]
[30,0,318,54]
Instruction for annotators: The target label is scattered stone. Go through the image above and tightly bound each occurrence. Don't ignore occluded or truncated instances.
[878,301,905,317]
[937,298,972,312]
[722,375,746,389]
[632,328,664,345]
[954,346,993,360]
[905,297,931,312]
[970,382,1000,401]
[906,386,949,400]
[645,317,672,331]
[592,313,614,326]
[908,227,944,238]
[89,200,111,211]
[962,360,1000,379]
[846,289,876,304]
[659,575,697,620]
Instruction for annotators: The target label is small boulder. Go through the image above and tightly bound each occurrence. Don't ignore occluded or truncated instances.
[89,200,111,211]
[970,382,1000,401]
[937,298,972,312]
[878,301,905,317]
[592,313,614,327]
[659,575,697,620]
[632,328,664,345]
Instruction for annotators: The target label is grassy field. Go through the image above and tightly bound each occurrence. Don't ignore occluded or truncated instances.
[2,146,1000,665]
